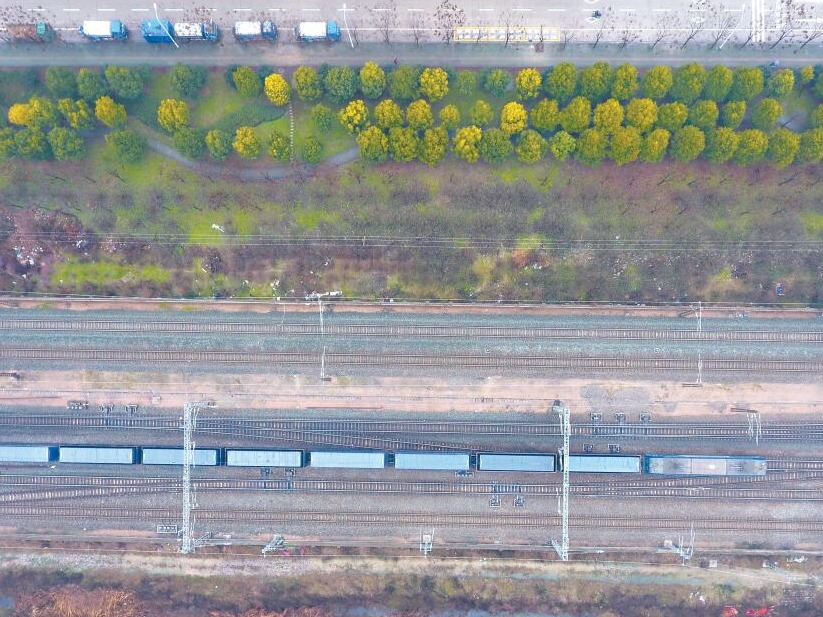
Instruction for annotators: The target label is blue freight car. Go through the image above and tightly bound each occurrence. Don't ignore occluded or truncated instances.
[225,449,304,467]
[643,455,767,476]
[59,446,136,464]
[478,453,556,472]
[567,455,641,473]
[142,448,219,466]
[0,444,56,463]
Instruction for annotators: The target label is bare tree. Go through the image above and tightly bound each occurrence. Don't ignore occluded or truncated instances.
[372,0,398,46]
[499,8,523,48]
[680,15,706,48]
[407,10,426,46]
[617,15,639,50]
[434,0,466,44]
[796,20,823,50]
[709,5,737,49]
[591,19,606,49]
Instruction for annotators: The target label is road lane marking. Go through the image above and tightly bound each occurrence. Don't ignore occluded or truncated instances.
[165,8,184,11]
[131,8,150,11]
[652,8,672,11]
[406,8,425,11]
[512,8,532,11]
[477,8,493,11]
[619,8,637,12]
[27,7,46,11]
[546,8,566,11]
[62,7,80,11]
[233,8,252,11]
[97,8,116,11]
[301,8,321,11]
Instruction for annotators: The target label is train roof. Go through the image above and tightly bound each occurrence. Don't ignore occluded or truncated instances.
[478,453,556,472]
[59,446,134,464]
[142,448,218,466]
[310,451,385,469]
[645,455,767,476]
[0,445,52,463]
[394,452,470,470]
[567,455,641,473]
[225,449,302,467]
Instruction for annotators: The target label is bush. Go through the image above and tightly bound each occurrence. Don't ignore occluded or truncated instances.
[360,62,387,99]
[729,67,764,102]
[592,99,624,134]
[45,67,77,99]
[311,104,334,131]
[479,127,513,164]
[439,104,461,131]
[721,101,746,129]
[639,128,670,162]
[688,100,719,131]
[356,125,389,162]
[610,126,641,165]
[670,63,707,104]
[453,125,482,163]
[481,68,510,97]
[703,65,733,102]
[302,135,323,163]
[268,131,291,161]
[579,62,613,102]
[751,98,781,131]
[374,99,404,130]
[406,99,434,131]
[232,126,261,159]
[765,68,794,98]
[499,101,527,136]
[419,126,449,166]
[94,96,127,128]
[388,126,420,162]
[625,98,657,133]
[173,127,205,159]
[106,129,146,163]
[545,63,578,103]
[205,129,231,161]
[170,65,207,98]
[339,99,369,133]
[611,63,638,101]
[575,128,607,166]
[529,99,560,134]
[470,100,494,127]
[293,66,324,101]
[388,65,420,101]
[419,67,449,102]
[670,125,705,162]
[733,129,768,165]
[642,65,672,100]
[324,66,358,104]
[157,98,190,133]
[76,68,108,101]
[515,129,548,163]
[104,65,145,100]
[455,71,477,96]
[549,130,576,161]
[703,127,739,164]
[657,102,688,132]
[515,68,542,100]
[765,127,799,168]
[560,96,591,134]
[47,126,85,160]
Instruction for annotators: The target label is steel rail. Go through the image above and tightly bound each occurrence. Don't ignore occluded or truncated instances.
[0,505,818,532]
[2,318,822,343]
[1,347,822,372]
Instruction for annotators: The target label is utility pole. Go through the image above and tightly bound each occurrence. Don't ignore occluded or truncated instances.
[551,400,570,561]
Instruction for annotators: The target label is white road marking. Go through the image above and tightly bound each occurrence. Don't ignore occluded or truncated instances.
[546,8,566,11]
[131,8,150,11]
[512,7,532,11]
[301,7,321,10]
[233,8,252,11]
[165,8,184,11]
[27,7,46,11]
[97,8,116,11]
[268,7,283,10]
[372,7,390,10]
[774,0,782,29]
[62,7,80,11]
[652,8,672,11]
[619,8,637,12]
[477,7,493,11]
[406,8,425,11]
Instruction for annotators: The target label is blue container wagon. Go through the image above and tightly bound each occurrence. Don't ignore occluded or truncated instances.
[309,450,386,469]
[566,454,641,473]
[225,449,303,467]
[478,453,556,472]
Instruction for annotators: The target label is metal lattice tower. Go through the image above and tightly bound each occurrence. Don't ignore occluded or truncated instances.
[696,301,703,385]
[181,402,199,554]
[551,400,570,561]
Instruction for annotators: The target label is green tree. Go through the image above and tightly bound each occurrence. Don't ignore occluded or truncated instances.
[733,129,768,165]
[76,68,108,101]
[232,126,261,159]
[323,66,358,104]
[515,129,548,164]
[57,99,94,131]
[106,129,146,163]
[170,64,207,98]
[639,128,670,163]
[529,99,560,134]
[264,73,291,106]
[268,131,291,161]
[765,127,799,168]
[609,126,641,165]
[729,67,764,101]
[388,65,420,101]
[592,99,624,134]
[625,98,658,133]
[311,104,334,131]
[515,68,542,100]
[271,130,299,164]
[14,127,50,160]
[388,126,420,162]
[703,127,739,163]
[766,68,795,98]
[549,130,576,161]
[406,99,434,131]
[104,65,145,100]
[470,100,494,127]
[455,71,477,95]
[579,62,612,102]
[642,65,673,100]
[419,126,449,166]
[232,66,262,97]
[374,99,404,130]
[0,128,17,159]
[751,98,781,131]
[205,129,231,161]
[23,97,60,130]
[292,66,324,101]
[94,96,127,128]
[688,100,719,131]
[438,104,461,131]
[796,128,823,164]
[360,62,387,99]
[302,135,323,164]
[611,63,638,101]
[560,96,591,133]
[798,66,814,90]
[500,101,527,136]
[156,98,190,133]
[576,128,607,166]
[47,127,84,161]
[453,125,482,163]
[356,125,389,162]
[670,63,707,104]
[419,67,449,102]
[721,101,746,129]
[339,99,369,134]
[545,63,578,103]
[45,67,77,99]
[657,102,688,132]
[813,104,823,128]
[479,127,513,164]
[482,68,510,97]
[703,65,733,102]
[173,127,205,159]
[815,70,823,98]
[670,125,705,162]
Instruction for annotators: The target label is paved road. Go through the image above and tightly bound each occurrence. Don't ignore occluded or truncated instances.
[1,0,821,48]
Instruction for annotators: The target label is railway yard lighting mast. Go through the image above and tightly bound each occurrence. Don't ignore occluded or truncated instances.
[551,400,570,561]
[181,400,212,554]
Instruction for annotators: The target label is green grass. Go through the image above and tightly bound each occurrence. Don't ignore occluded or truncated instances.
[51,258,172,290]
[799,211,823,238]
[293,207,341,231]
[293,104,354,161]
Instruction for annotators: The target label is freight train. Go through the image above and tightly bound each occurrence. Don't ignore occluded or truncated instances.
[0,444,768,476]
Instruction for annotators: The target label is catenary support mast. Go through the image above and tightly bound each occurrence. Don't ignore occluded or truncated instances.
[551,400,570,561]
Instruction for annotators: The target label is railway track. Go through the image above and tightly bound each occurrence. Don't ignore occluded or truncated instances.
[2,318,822,343]
[3,414,823,442]
[1,347,822,373]
[0,505,819,532]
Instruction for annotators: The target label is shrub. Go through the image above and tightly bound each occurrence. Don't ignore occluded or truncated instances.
[95,96,127,128]
[515,68,542,99]
[454,71,477,95]
[611,63,638,101]
[515,129,548,163]
[406,99,434,131]
[751,98,781,131]
[453,125,482,163]
[156,98,190,133]
[45,67,77,99]
[481,68,510,97]
[302,135,323,163]
[439,104,461,131]
[499,101,527,136]
[104,65,145,100]
[293,66,324,101]
[170,64,207,98]
[356,125,389,162]
[324,66,358,104]
[530,99,560,134]
[470,100,494,127]
[360,62,387,99]
[106,129,146,163]
[419,67,449,102]
[733,129,768,165]
[232,66,262,97]
[388,65,420,101]
[670,125,705,162]
[47,126,85,160]
[232,126,261,159]
[374,99,404,130]
[311,104,334,131]
[560,96,591,134]
[479,127,513,164]
[268,131,291,161]
[77,68,108,101]
[545,63,578,103]
[642,65,672,100]
[339,99,369,133]
[579,62,613,102]
[173,127,205,159]
[205,129,231,161]
[729,67,764,101]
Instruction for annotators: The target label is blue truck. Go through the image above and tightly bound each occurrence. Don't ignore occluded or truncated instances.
[80,20,128,40]
[233,20,276,42]
[173,21,219,42]
[295,21,340,42]
[141,18,175,43]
